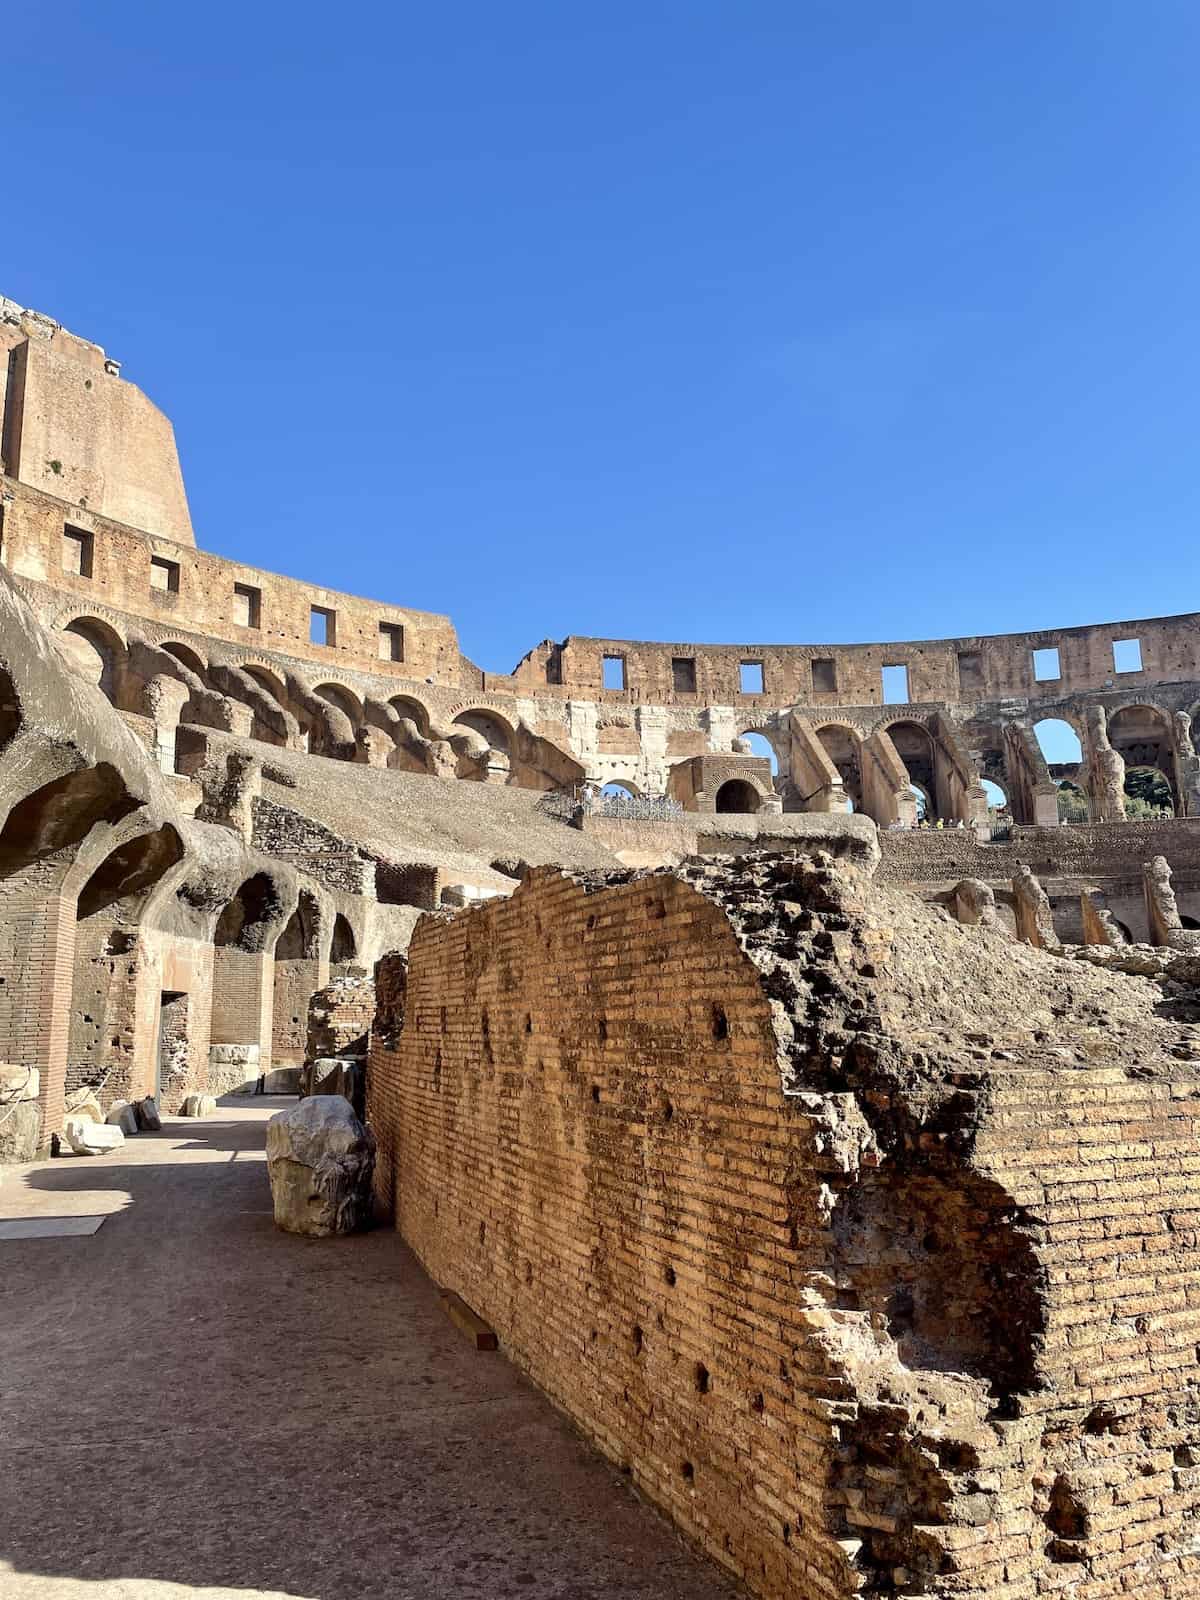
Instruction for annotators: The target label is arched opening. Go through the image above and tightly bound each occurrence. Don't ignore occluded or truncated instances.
[908,783,930,823]
[331,913,357,966]
[211,874,284,1077]
[1056,779,1090,823]
[737,731,779,776]
[1123,765,1175,819]
[75,826,183,920]
[313,683,362,725]
[1108,706,1177,810]
[389,695,430,735]
[981,779,1008,815]
[887,722,938,821]
[453,710,512,754]
[60,618,126,702]
[715,778,761,814]
[160,641,207,677]
[243,665,287,704]
[600,780,639,797]
[0,764,138,876]
[815,726,862,811]
[214,873,280,952]
[273,889,322,1066]
[1033,718,1083,768]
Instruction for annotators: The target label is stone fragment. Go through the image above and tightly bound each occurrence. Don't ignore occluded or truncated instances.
[63,1088,103,1126]
[105,1101,139,1135]
[135,1097,162,1131]
[63,1117,125,1155]
[265,1094,375,1237]
[180,1093,217,1118]
[261,1066,302,1095]
[0,1101,42,1163]
[0,1065,39,1102]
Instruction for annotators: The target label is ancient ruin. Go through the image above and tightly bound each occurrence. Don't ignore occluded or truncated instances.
[3,296,1200,1596]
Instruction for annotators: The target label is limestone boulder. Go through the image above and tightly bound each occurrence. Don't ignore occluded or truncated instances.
[105,1101,139,1135]
[135,1097,162,1131]
[180,1094,217,1118]
[0,1101,42,1163]
[63,1117,125,1156]
[265,1095,375,1237]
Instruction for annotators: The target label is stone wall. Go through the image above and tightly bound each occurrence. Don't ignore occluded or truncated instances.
[368,859,1200,1599]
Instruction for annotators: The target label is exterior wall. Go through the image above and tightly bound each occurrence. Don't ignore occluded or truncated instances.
[1,298,194,546]
[0,478,462,685]
[510,619,1200,709]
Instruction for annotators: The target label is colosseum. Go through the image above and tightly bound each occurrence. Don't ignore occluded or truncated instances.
[4,296,1200,1599]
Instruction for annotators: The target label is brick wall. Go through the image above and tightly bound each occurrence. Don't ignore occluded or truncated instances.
[369,863,1200,1599]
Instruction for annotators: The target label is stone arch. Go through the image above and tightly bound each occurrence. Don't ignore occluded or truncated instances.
[272,888,324,1066]
[389,694,432,736]
[75,825,184,921]
[0,764,139,876]
[159,640,208,677]
[715,778,761,814]
[242,664,288,705]
[59,617,127,702]
[737,728,781,776]
[330,912,357,966]
[213,872,284,953]
[814,723,863,810]
[453,708,514,754]
[313,682,363,725]
[883,720,939,820]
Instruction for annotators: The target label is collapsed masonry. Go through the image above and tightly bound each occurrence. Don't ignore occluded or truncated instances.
[368,852,1200,1600]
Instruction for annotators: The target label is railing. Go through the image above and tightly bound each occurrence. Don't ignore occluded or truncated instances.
[535,786,684,823]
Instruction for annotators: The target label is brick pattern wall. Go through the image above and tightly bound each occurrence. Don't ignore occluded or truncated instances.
[369,870,857,1599]
[369,866,1200,1600]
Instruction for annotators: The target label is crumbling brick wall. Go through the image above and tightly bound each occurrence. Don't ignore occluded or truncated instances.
[369,856,1200,1600]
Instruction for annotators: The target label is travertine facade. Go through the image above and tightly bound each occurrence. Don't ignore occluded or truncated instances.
[4,297,1200,1600]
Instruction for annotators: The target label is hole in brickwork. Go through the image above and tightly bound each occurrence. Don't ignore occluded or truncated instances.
[782,1523,791,1547]
[650,900,666,920]
[586,913,597,931]
[664,1264,676,1287]
[681,1461,694,1483]
[598,1017,607,1043]
[831,1164,1046,1395]
[524,1014,532,1034]
[632,1325,643,1355]
[711,1004,728,1041]
[695,1363,710,1394]
[752,1391,764,1414]
[478,1221,486,1246]
[524,1261,533,1286]
[662,1098,674,1123]
[591,1084,601,1103]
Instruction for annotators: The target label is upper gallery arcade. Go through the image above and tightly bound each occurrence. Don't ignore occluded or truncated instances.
[3,295,1198,831]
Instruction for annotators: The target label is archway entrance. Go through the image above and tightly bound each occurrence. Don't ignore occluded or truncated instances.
[715,779,760,814]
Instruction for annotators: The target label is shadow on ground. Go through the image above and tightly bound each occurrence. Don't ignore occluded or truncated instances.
[0,1103,735,1600]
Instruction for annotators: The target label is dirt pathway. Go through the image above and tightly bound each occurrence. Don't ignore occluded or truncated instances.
[0,1099,737,1600]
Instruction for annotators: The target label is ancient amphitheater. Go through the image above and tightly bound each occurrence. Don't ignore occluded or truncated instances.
[4,296,1200,1598]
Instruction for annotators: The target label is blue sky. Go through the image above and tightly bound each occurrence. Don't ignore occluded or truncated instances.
[5,3,1199,673]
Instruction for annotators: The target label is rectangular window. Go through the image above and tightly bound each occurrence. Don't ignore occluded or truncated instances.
[881,663,909,704]
[739,660,764,695]
[1032,646,1061,682]
[232,583,261,629]
[602,654,626,691]
[957,650,983,690]
[379,622,405,662]
[63,525,93,578]
[1113,637,1142,674]
[811,657,837,694]
[149,555,180,594]
[310,605,336,647]
[671,656,697,693]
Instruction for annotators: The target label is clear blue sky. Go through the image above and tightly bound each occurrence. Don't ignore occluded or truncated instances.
[6,3,1199,673]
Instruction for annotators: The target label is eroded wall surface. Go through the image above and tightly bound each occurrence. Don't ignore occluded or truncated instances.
[369,857,1200,1599]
